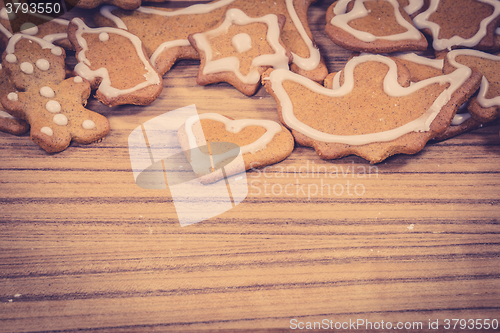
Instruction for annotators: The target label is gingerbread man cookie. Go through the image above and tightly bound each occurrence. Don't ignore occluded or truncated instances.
[0,63,28,135]
[1,34,110,153]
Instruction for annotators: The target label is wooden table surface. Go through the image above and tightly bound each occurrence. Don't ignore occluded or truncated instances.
[1,1,500,332]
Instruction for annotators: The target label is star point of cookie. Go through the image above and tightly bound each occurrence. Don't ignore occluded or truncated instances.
[325,0,428,53]
[413,0,500,51]
[68,18,163,107]
[188,8,292,96]
[262,54,482,163]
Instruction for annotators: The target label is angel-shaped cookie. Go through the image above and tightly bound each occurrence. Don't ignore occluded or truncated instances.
[1,34,110,153]
[262,54,482,163]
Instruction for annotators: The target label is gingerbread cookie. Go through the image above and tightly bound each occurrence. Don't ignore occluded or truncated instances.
[0,63,28,135]
[93,0,327,82]
[263,53,482,163]
[399,0,429,18]
[444,49,500,123]
[413,0,500,51]
[76,0,142,10]
[325,0,428,54]
[67,18,163,107]
[178,113,294,184]
[1,34,110,153]
[188,8,292,96]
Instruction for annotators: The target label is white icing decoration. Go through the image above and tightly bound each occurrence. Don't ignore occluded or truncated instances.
[266,54,472,145]
[43,33,68,44]
[0,63,2,70]
[394,52,444,69]
[40,86,55,98]
[74,76,83,83]
[331,0,423,42]
[185,113,282,155]
[447,49,500,108]
[6,54,17,63]
[0,8,9,20]
[192,8,290,85]
[20,62,34,74]
[451,112,471,126]
[46,100,61,113]
[99,32,110,42]
[40,127,53,136]
[7,92,18,101]
[20,22,38,35]
[0,21,13,39]
[403,0,424,15]
[82,119,95,129]
[99,6,129,30]
[53,114,68,126]
[284,0,321,71]
[232,33,252,53]
[6,34,64,60]
[413,0,500,51]
[36,59,50,71]
[71,18,161,99]
[0,110,14,119]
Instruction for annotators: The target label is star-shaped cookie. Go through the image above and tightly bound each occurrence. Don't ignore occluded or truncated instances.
[188,8,292,96]
[262,54,482,163]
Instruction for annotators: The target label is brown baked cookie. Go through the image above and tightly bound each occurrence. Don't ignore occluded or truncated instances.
[325,0,428,53]
[93,0,327,82]
[178,113,294,184]
[0,64,28,135]
[443,49,500,123]
[67,18,163,107]
[398,0,430,18]
[432,112,485,141]
[413,0,500,51]
[1,34,110,153]
[263,53,482,163]
[76,0,141,10]
[188,8,292,96]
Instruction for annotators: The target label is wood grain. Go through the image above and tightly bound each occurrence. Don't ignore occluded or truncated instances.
[1,1,500,332]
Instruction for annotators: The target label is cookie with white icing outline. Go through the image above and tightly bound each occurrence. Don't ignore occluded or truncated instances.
[1,34,110,153]
[413,0,500,51]
[188,8,292,96]
[444,49,500,123]
[178,113,294,184]
[0,63,28,135]
[262,53,482,163]
[93,0,327,82]
[67,18,163,107]
[325,0,428,54]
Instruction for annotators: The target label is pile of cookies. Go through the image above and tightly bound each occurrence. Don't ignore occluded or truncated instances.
[1,0,499,172]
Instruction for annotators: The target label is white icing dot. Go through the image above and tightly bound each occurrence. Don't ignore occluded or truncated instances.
[20,62,34,74]
[36,59,50,71]
[20,22,38,35]
[40,86,55,98]
[0,8,14,20]
[99,32,110,42]
[6,54,17,63]
[74,76,83,83]
[0,63,2,70]
[45,100,61,113]
[7,92,18,101]
[232,33,253,53]
[51,47,63,56]
[0,110,14,119]
[40,127,53,136]
[53,114,68,126]
[82,119,95,129]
